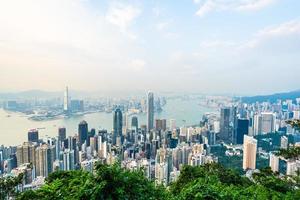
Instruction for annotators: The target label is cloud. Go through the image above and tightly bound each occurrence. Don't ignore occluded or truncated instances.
[237,0,275,11]
[0,0,143,91]
[195,0,276,17]
[257,19,300,37]
[105,3,141,32]
[244,19,300,48]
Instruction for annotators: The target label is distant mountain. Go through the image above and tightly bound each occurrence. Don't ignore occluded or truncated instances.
[0,89,115,100]
[242,90,300,103]
[0,90,62,100]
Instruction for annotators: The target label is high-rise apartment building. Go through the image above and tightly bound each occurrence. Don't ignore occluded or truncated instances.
[16,142,36,167]
[253,114,262,136]
[242,135,257,170]
[35,144,55,177]
[261,112,276,134]
[269,153,279,173]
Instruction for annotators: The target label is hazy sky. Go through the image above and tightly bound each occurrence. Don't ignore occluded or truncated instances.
[0,0,299,95]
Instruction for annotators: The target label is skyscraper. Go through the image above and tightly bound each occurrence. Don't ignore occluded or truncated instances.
[147,91,154,132]
[35,144,55,177]
[78,121,88,146]
[261,112,276,134]
[253,114,262,136]
[243,135,257,170]
[16,142,36,167]
[131,116,138,130]
[63,86,69,114]
[219,107,231,142]
[58,127,66,141]
[113,108,123,145]
[236,119,249,144]
[28,129,39,143]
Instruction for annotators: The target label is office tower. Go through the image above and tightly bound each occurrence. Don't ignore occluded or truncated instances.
[78,121,88,146]
[16,142,36,167]
[131,116,138,130]
[58,127,66,141]
[170,119,176,130]
[113,108,123,145]
[242,135,257,170]
[261,112,276,134]
[161,119,167,131]
[231,106,238,143]
[219,107,231,142]
[253,114,262,136]
[35,144,55,177]
[147,91,154,132]
[155,119,167,131]
[87,128,96,147]
[28,129,39,143]
[155,119,163,131]
[63,86,70,114]
[236,119,249,144]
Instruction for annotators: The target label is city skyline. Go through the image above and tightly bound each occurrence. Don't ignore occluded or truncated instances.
[0,0,300,94]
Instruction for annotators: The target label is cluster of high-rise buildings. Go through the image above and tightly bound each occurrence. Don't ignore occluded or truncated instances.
[1,94,300,190]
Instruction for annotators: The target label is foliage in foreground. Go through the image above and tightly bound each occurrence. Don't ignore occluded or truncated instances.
[0,173,23,200]
[0,162,298,200]
[169,163,300,200]
[17,163,169,200]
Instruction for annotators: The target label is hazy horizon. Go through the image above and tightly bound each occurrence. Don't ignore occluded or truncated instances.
[1,0,300,94]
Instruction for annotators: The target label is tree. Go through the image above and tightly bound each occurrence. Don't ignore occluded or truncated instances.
[0,173,23,200]
[18,163,171,200]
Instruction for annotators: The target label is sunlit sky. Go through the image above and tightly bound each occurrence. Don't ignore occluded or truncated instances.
[0,0,299,95]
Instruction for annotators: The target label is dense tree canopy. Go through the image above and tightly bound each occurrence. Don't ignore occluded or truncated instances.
[17,163,170,200]
[0,173,23,200]
[14,162,300,200]
[170,164,300,200]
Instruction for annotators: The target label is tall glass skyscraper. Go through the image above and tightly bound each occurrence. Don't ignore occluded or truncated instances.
[78,120,88,146]
[147,91,154,132]
[113,108,123,145]
[220,107,231,142]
